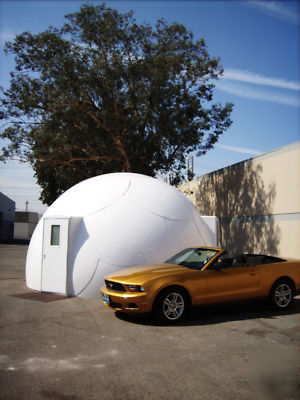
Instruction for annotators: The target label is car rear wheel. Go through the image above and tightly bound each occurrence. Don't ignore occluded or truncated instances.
[154,288,188,323]
[270,279,294,310]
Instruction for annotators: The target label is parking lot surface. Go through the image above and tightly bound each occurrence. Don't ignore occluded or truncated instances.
[0,244,299,400]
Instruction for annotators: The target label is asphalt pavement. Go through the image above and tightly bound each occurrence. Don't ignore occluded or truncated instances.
[0,244,299,400]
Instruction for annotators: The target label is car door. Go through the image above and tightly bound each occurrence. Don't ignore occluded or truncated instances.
[202,263,261,304]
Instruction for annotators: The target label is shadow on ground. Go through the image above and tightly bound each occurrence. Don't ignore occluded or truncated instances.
[0,239,30,245]
[115,298,300,327]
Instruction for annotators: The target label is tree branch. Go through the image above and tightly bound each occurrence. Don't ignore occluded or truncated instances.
[36,154,123,168]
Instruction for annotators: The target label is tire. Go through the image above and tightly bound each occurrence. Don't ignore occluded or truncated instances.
[270,279,294,310]
[154,287,188,323]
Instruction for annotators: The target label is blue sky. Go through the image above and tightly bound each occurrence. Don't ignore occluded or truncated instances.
[0,0,299,214]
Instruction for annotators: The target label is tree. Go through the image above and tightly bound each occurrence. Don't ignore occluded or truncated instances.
[1,3,233,205]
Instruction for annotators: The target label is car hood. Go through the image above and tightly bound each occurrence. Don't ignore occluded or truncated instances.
[104,263,190,285]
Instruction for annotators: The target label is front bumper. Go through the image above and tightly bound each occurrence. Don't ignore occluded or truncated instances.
[100,285,153,314]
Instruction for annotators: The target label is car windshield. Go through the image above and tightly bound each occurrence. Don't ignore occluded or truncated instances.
[164,248,219,270]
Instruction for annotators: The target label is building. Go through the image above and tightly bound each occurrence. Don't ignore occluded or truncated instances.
[179,141,300,259]
[14,212,40,241]
[26,173,218,297]
[0,192,15,241]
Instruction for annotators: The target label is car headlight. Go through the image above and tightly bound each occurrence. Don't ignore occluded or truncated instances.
[127,284,145,292]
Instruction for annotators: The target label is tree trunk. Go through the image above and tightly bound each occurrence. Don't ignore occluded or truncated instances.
[113,136,131,172]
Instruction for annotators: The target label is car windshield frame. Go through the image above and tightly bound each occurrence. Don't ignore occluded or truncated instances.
[164,248,220,270]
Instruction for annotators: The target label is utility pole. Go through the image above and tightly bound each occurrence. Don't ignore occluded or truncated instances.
[187,155,194,178]
[169,172,175,184]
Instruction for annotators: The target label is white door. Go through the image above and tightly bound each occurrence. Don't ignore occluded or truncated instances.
[41,217,70,295]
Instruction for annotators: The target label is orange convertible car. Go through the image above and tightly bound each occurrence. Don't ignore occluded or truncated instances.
[101,247,300,323]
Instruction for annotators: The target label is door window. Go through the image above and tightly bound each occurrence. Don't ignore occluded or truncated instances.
[50,225,60,246]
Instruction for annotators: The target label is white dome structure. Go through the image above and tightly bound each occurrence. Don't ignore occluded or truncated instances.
[26,173,218,297]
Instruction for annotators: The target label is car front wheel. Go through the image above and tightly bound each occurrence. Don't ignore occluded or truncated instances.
[270,279,294,310]
[154,288,188,323]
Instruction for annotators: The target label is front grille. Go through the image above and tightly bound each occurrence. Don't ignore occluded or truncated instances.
[105,280,126,292]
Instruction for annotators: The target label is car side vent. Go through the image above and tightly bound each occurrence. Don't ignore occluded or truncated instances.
[105,280,126,292]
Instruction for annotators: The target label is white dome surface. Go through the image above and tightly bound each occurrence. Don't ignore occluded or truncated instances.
[26,173,215,297]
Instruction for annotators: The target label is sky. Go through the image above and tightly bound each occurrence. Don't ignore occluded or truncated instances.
[0,0,299,214]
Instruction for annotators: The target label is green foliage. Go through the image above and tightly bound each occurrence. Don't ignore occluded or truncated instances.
[1,3,233,205]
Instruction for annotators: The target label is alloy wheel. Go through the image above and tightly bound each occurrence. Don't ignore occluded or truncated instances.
[274,283,292,308]
[162,292,185,320]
